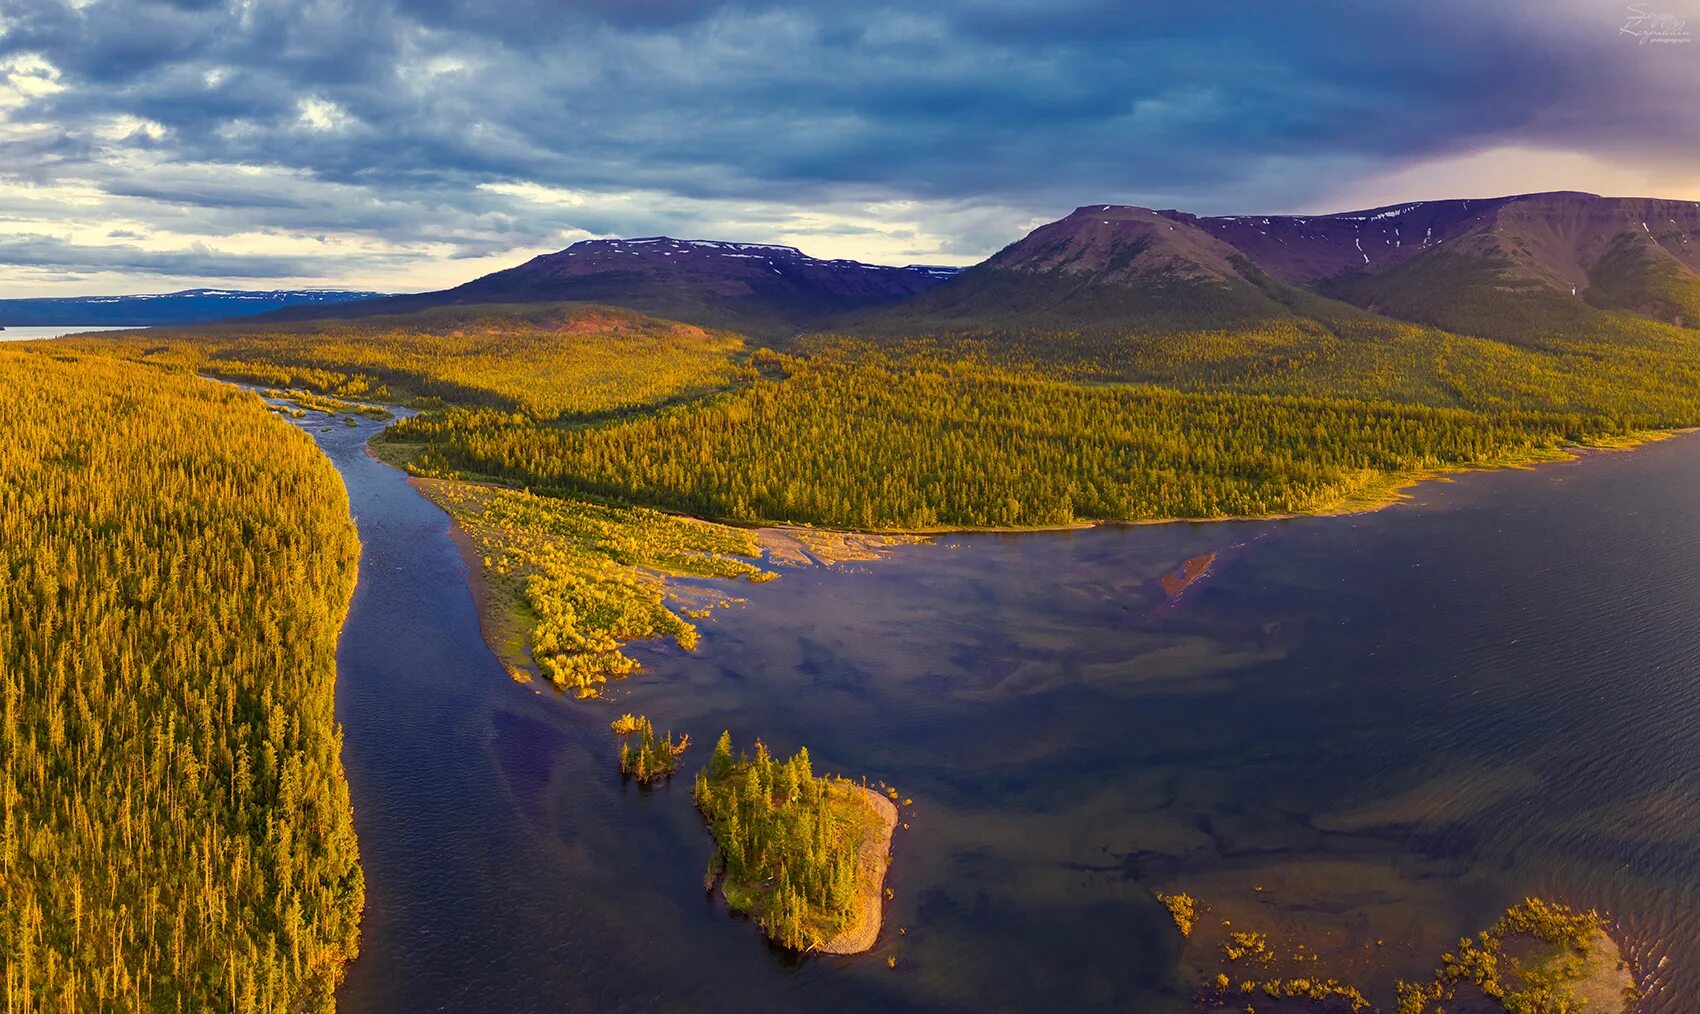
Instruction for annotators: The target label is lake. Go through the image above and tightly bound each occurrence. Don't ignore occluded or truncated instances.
[0,325,145,342]
[294,404,1695,1012]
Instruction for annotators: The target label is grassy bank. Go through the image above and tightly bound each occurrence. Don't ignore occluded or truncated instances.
[1396,899,1637,1014]
[408,477,774,697]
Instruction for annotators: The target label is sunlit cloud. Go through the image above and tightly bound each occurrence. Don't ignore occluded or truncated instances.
[478,181,590,207]
[95,114,166,142]
[0,52,63,110]
[1319,146,1700,213]
[295,96,350,132]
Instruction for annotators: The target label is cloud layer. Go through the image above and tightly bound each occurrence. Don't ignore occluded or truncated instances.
[2,0,1697,294]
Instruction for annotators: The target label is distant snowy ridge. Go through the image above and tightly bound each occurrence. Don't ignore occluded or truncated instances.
[0,288,387,326]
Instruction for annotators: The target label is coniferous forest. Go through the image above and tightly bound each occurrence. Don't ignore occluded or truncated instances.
[0,351,362,1012]
[382,348,1649,530]
[63,296,1700,531]
[53,302,746,417]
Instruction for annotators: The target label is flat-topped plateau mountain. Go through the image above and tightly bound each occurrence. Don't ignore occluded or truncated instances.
[261,237,959,339]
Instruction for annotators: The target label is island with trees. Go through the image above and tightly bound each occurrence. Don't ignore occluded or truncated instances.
[613,714,688,784]
[693,733,898,954]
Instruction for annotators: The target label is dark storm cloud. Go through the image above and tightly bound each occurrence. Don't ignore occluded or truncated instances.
[105,181,308,210]
[1,0,1695,287]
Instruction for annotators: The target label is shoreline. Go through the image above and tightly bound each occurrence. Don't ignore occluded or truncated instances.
[823,428,1688,535]
[362,405,1685,540]
[364,428,1694,700]
[875,429,1688,535]
[219,369,1696,542]
[816,787,900,956]
[717,429,1687,539]
[605,430,1691,539]
[398,469,541,684]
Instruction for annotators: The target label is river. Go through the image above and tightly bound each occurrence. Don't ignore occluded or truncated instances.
[287,405,1698,1012]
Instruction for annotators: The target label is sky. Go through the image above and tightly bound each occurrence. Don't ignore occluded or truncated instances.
[1,0,1697,296]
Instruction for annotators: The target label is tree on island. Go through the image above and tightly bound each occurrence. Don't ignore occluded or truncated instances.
[613,714,687,783]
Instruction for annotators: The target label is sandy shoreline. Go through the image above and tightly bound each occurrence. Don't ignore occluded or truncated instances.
[817,786,900,955]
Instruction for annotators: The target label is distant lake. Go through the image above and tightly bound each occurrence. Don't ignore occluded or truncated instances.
[0,325,144,342]
[293,405,1697,1013]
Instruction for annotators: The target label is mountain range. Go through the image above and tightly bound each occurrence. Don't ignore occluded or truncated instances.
[863,192,1700,344]
[22,192,1700,344]
[0,288,385,327]
[301,191,1700,347]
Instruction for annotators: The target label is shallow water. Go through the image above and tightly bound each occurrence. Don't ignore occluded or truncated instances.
[297,405,1699,1012]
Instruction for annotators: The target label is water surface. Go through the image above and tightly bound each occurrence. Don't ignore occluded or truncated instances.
[0,325,144,342]
[297,407,1698,1012]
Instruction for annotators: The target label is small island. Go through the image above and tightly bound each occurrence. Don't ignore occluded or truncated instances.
[693,733,898,954]
[613,713,687,783]
[1396,898,1637,1014]
[1165,888,1638,1013]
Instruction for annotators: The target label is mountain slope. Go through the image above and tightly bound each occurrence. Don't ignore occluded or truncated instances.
[1171,192,1700,340]
[856,205,1311,335]
[843,192,1700,359]
[1159,196,1527,284]
[265,238,959,339]
[827,195,1700,414]
[0,288,384,326]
